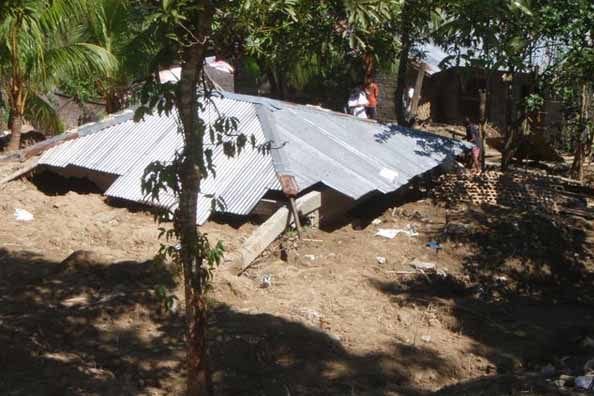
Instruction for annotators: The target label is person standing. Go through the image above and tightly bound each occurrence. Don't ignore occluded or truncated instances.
[464,117,482,172]
[365,78,379,119]
[347,84,369,119]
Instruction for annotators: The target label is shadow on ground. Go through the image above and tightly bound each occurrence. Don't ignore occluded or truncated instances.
[371,204,594,393]
[209,304,458,396]
[0,248,184,395]
[1,247,461,396]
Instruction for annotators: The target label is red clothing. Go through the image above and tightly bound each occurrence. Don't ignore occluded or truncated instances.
[365,83,379,108]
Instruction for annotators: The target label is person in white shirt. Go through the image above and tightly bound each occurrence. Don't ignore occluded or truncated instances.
[347,84,369,119]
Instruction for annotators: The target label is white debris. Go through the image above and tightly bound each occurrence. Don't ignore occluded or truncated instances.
[371,218,383,225]
[261,274,272,289]
[421,335,432,343]
[375,225,418,239]
[376,256,387,265]
[14,208,34,222]
[376,229,399,239]
[303,254,316,261]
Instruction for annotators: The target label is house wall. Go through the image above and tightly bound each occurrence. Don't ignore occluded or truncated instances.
[429,67,535,130]
[375,63,430,122]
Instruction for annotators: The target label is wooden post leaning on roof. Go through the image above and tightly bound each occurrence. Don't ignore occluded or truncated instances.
[278,175,302,239]
[236,190,321,276]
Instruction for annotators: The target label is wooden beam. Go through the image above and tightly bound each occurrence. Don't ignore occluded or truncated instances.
[0,131,80,162]
[410,64,427,116]
[236,191,321,275]
[0,158,38,187]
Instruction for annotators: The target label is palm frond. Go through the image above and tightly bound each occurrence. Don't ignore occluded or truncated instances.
[25,94,64,134]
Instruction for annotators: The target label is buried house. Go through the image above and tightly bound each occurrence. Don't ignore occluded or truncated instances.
[37,91,468,266]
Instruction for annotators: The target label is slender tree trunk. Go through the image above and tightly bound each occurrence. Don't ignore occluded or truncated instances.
[571,84,591,181]
[174,2,214,393]
[177,44,212,395]
[6,112,23,151]
[395,30,411,126]
[395,0,412,126]
[479,89,487,170]
[501,75,516,170]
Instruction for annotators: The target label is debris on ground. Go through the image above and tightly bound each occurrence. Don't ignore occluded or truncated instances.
[426,240,442,252]
[2,160,594,395]
[261,274,272,288]
[411,260,437,272]
[14,208,34,222]
[375,224,418,239]
[376,256,387,265]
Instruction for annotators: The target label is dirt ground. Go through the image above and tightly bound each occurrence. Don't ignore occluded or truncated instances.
[1,168,594,395]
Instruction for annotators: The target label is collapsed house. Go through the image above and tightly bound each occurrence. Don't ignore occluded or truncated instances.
[36,91,468,268]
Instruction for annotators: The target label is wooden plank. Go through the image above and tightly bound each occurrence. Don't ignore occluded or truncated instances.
[0,158,39,187]
[410,64,426,117]
[0,131,80,162]
[236,191,321,275]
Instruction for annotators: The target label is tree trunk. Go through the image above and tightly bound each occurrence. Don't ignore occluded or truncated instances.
[409,64,426,119]
[479,89,487,170]
[501,75,516,170]
[395,31,411,126]
[174,2,214,393]
[571,84,591,181]
[6,112,23,152]
[177,44,212,395]
[395,0,412,126]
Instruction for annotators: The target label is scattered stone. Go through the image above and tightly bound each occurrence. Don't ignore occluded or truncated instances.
[376,256,387,265]
[421,335,432,343]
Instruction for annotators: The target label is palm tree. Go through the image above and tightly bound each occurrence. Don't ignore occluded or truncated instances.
[84,0,153,114]
[0,0,116,152]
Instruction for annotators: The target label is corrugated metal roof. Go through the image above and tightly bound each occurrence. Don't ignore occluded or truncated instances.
[38,91,468,224]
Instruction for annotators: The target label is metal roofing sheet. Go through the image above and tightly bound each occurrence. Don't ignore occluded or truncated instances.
[102,97,278,224]
[39,90,468,224]
[255,99,469,200]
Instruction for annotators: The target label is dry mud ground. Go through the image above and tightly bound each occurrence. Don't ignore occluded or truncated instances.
[1,170,594,395]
